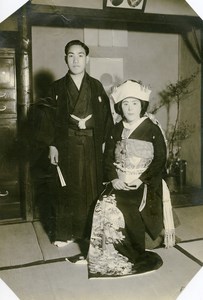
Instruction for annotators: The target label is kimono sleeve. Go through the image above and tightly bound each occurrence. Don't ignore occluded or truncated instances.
[98,82,114,143]
[103,124,122,182]
[139,123,167,185]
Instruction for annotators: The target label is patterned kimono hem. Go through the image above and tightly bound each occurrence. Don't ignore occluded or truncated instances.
[88,249,163,279]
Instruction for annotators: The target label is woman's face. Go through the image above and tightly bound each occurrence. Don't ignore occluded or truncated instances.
[121,97,141,123]
[65,44,89,75]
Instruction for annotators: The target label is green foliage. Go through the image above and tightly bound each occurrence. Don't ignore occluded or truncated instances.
[150,70,198,173]
[151,71,198,114]
[167,121,195,143]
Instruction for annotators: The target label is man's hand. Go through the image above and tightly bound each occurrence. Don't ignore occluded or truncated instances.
[48,146,59,165]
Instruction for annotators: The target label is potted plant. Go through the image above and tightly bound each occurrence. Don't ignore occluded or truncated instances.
[150,71,198,192]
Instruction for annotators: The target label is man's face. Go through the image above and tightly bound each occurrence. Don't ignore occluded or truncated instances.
[65,44,89,75]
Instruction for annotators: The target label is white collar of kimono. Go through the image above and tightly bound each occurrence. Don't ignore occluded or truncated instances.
[122,116,147,139]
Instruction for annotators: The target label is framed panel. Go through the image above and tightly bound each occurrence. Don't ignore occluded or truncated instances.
[0,57,15,89]
[104,0,147,12]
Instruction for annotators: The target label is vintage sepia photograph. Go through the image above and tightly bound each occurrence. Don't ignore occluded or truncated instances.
[0,0,202,299]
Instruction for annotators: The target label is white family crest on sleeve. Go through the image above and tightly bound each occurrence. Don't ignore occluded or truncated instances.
[98,96,102,103]
[56,95,58,100]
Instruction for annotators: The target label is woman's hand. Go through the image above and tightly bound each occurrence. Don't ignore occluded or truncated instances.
[48,146,59,165]
[127,178,143,189]
[111,179,132,190]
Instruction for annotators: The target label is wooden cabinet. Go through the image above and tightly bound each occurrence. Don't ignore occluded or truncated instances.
[0,48,21,221]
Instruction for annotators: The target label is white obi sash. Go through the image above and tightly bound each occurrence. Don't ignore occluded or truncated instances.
[114,139,154,185]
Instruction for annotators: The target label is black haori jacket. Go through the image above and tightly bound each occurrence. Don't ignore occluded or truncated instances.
[104,118,167,239]
[50,72,113,192]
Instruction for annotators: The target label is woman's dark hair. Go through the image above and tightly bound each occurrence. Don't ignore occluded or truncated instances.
[114,98,149,118]
[64,40,89,56]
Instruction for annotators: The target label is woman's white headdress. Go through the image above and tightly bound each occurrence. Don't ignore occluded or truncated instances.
[111,80,151,103]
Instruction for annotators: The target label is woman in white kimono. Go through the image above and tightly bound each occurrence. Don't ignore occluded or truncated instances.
[88,80,175,278]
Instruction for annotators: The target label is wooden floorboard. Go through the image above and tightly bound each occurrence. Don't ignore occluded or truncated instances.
[0,206,202,270]
[0,206,202,299]
[174,206,203,241]
[0,223,43,268]
[177,240,203,264]
[0,247,201,300]
[33,221,81,261]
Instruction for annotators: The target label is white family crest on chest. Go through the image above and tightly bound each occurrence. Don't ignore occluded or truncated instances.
[98,96,102,103]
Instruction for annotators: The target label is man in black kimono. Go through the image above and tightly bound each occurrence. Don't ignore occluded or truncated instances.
[49,40,113,255]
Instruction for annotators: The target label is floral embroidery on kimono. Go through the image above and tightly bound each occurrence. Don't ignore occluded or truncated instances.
[88,194,134,277]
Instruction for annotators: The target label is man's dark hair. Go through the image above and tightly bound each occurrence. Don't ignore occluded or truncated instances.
[64,40,89,56]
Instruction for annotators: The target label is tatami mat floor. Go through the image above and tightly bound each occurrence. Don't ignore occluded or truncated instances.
[0,205,202,300]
